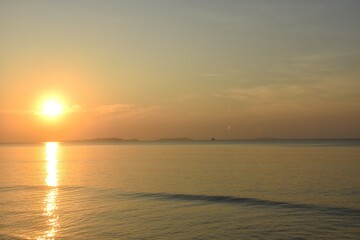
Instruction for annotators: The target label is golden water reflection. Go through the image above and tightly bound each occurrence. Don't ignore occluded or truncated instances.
[37,142,60,240]
[45,142,58,187]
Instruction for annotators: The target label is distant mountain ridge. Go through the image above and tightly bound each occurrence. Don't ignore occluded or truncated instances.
[67,138,139,143]
[1,137,360,145]
[156,138,195,142]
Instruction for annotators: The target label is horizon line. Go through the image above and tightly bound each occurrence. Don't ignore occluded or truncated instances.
[1,137,360,145]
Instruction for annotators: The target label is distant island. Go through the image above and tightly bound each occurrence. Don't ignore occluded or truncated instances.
[156,138,195,142]
[66,138,139,143]
[1,137,360,145]
[60,137,360,146]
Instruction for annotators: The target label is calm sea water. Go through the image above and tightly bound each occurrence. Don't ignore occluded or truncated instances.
[1,140,359,239]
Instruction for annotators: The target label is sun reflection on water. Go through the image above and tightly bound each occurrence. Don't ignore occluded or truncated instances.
[37,142,60,240]
[45,142,58,187]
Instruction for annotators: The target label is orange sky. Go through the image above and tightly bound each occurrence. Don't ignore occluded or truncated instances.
[1,1,360,142]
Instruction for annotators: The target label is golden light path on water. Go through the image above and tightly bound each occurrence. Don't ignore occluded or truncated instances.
[45,142,58,187]
[37,142,60,240]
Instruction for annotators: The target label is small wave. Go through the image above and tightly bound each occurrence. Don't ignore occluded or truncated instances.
[0,185,90,192]
[2,185,359,217]
[0,233,26,240]
[0,185,47,192]
[123,192,360,217]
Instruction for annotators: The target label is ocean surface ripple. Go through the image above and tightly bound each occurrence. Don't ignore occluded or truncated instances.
[1,142,359,239]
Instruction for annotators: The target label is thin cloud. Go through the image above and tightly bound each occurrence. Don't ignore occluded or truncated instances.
[0,103,162,120]
[0,109,33,115]
[86,103,163,120]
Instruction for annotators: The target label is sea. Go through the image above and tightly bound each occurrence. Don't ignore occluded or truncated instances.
[0,140,359,239]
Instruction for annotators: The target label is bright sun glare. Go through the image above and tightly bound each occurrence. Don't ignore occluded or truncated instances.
[42,100,63,117]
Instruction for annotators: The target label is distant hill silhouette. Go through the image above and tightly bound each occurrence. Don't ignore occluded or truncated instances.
[157,138,195,142]
[67,138,138,143]
[1,137,360,145]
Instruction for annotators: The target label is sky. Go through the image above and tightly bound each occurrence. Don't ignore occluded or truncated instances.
[0,0,359,142]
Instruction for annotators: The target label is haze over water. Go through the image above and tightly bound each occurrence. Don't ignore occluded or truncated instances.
[1,0,360,141]
[1,1,360,239]
[1,140,359,239]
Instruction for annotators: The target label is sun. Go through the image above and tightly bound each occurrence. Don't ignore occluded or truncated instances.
[42,100,63,117]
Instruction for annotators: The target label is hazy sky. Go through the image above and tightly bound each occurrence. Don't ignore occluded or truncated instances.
[1,0,359,141]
